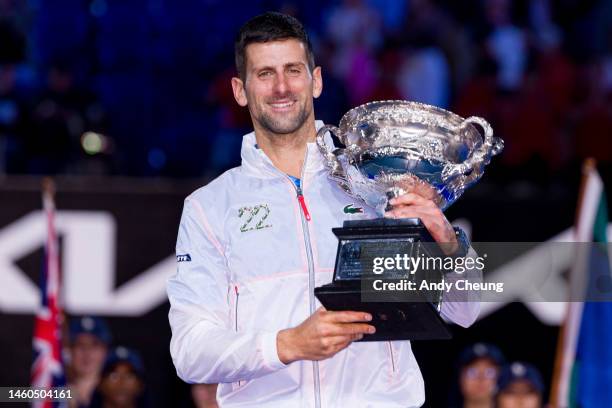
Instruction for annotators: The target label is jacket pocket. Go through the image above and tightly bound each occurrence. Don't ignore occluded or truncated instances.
[232,285,245,389]
[233,285,239,331]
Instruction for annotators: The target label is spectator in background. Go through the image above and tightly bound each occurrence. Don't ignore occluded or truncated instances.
[0,11,28,174]
[342,40,379,106]
[0,63,26,173]
[0,0,33,35]
[366,0,408,36]
[25,62,79,173]
[370,45,403,101]
[91,346,148,408]
[207,65,253,174]
[528,0,575,131]
[67,316,112,408]
[496,362,544,408]
[325,0,382,106]
[573,57,612,164]
[452,342,506,408]
[483,0,527,92]
[395,36,451,108]
[529,0,561,53]
[25,60,111,175]
[325,0,381,51]
[396,0,463,108]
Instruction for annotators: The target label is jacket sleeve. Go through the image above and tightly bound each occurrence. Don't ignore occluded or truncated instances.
[440,246,482,328]
[167,198,287,384]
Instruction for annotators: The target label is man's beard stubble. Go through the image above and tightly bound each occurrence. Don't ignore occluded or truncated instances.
[254,94,311,136]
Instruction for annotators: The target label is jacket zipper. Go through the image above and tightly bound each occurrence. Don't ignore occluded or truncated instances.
[296,188,311,221]
[234,285,244,387]
[285,149,321,408]
[387,342,396,373]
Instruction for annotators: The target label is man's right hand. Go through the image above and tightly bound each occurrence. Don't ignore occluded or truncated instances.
[276,307,376,364]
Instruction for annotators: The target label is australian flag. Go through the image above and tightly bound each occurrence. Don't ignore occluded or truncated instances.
[31,181,66,408]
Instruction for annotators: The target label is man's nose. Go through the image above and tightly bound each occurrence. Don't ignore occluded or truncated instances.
[273,73,289,94]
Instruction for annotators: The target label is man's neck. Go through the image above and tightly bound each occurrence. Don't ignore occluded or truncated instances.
[463,399,494,408]
[71,373,99,404]
[72,372,99,387]
[254,120,316,178]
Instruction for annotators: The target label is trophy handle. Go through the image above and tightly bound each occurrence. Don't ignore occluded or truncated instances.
[442,116,503,182]
[316,125,351,190]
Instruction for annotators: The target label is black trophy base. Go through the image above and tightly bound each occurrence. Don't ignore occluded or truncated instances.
[314,217,451,341]
[314,284,451,341]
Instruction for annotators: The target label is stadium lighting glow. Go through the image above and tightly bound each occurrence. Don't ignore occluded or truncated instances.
[81,131,105,155]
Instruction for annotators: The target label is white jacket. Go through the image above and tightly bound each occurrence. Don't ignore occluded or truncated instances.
[167,122,480,407]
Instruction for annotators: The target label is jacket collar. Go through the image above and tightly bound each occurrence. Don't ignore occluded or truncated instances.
[240,120,327,179]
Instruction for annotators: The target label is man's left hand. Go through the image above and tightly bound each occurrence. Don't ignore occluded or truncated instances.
[384,193,458,255]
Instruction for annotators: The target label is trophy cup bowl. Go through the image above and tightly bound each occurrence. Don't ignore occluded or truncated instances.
[314,100,503,341]
[316,100,504,215]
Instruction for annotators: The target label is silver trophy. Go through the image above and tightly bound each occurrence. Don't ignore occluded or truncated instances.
[316,100,503,214]
[314,100,503,341]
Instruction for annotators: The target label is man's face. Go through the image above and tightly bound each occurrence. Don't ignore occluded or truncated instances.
[70,333,108,377]
[497,380,542,408]
[460,358,499,402]
[99,362,143,407]
[232,39,322,135]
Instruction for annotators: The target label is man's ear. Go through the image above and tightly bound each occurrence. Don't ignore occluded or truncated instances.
[312,66,323,99]
[231,77,248,107]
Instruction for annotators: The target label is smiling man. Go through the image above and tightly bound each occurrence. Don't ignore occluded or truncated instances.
[167,12,480,407]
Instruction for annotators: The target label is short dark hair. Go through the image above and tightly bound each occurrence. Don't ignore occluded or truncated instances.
[234,12,315,80]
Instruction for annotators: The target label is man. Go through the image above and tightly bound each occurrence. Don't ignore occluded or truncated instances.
[454,343,506,408]
[90,346,147,408]
[495,362,544,408]
[167,12,480,407]
[66,316,112,408]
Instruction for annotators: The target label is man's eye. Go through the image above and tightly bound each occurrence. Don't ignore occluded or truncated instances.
[288,68,301,75]
[258,71,272,78]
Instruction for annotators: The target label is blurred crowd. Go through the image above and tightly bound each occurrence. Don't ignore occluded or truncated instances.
[66,316,148,408]
[66,315,547,408]
[0,0,610,179]
[452,342,546,408]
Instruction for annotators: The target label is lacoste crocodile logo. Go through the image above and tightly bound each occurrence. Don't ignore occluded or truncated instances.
[343,204,364,215]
